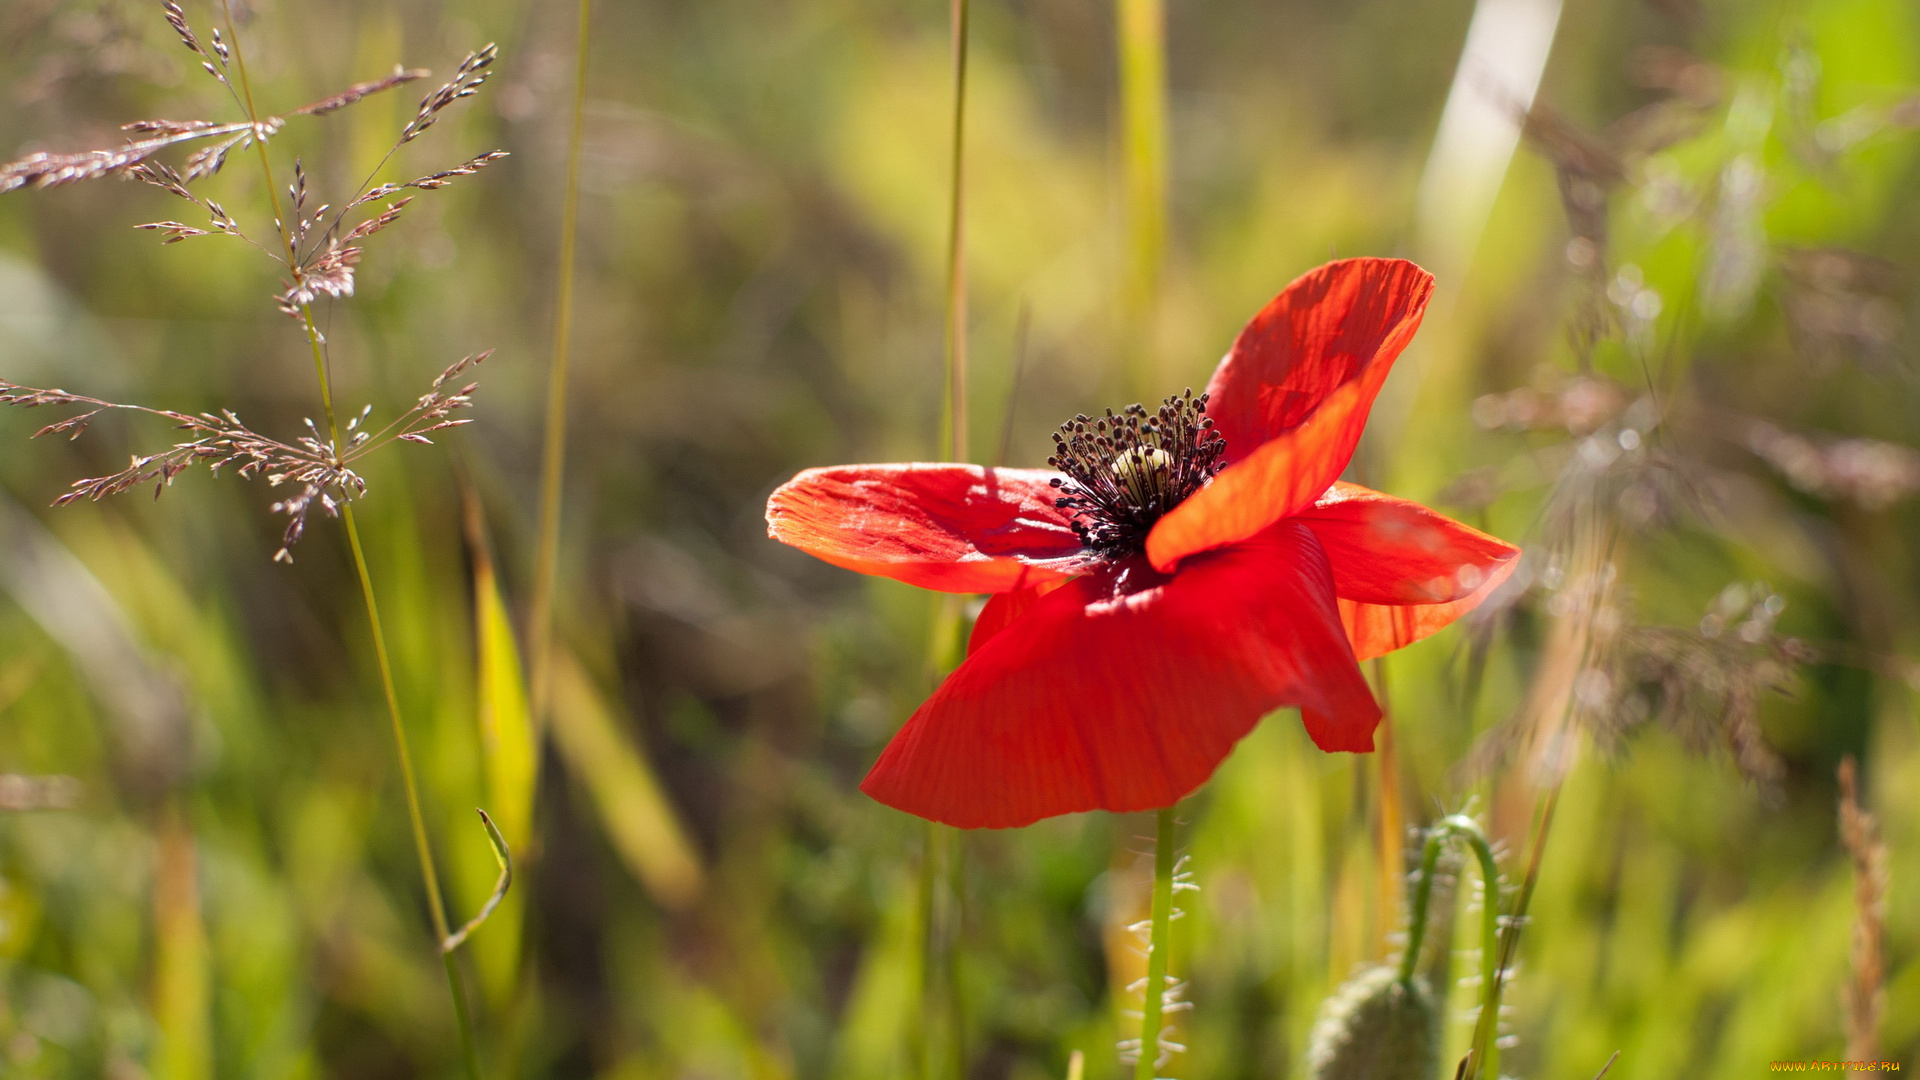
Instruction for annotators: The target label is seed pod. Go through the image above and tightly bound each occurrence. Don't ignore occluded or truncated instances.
[1305,966,1440,1080]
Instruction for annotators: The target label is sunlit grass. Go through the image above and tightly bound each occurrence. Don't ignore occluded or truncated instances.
[0,0,1913,1077]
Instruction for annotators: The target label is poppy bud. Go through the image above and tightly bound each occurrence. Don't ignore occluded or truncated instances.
[1305,966,1440,1080]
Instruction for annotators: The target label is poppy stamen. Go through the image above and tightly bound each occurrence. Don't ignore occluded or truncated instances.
[1047,389,1227,557]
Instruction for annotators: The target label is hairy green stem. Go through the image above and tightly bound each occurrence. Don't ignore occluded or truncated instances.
[1472,787,1562,1080]
[1399,832,1445,987]
[1134,807,1175,1080]
[1400,815,1503,1080]
[528,0,594,733]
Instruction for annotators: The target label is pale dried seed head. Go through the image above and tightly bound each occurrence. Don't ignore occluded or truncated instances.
[1,354,484,562]
[1,147,156,193]
[0,10,504,559]
[292,66,432,118]
[401,44,499,144]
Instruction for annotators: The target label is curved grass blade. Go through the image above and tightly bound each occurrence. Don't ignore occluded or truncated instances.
[441,808,513,954]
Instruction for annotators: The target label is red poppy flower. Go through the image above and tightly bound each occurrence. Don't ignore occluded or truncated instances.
[768,258,1519,828]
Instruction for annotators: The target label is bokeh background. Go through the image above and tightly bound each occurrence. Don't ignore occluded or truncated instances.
[0,0,1915,1077]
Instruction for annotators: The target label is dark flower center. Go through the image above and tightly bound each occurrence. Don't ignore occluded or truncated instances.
[1047,390,1228,557]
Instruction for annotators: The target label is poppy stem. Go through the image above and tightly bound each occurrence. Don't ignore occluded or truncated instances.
[1134,806,1176,1080]
[1399,828,1445,987]
[1400,815,1502,1080]
[1400,817,1501,1012]
[1469,785,1560,1080]
[918,819,965,1080]
[1372,660,1407,963]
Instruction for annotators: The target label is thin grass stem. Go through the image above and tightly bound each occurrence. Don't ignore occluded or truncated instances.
[941,0,971,463]
[300,309,339,433]
[216,0,295,268]
[914,817,936,1079]
[994,303,1030,467]
[1134,807,1175,1080]
[1116,0,1166,392]
[528,0,594,734]
[217,10,481,1074]
[920,6,972,1076]
[1373,658,1405,960]
[306,281,481,1080]
[945,833,966,1080]
[301,258,481,1080]
[340,502,481,1079]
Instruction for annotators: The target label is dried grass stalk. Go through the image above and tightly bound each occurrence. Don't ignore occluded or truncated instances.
[134,221,214,244]
[400,150,511,190]
[2,26,505,319]
[292,66,431,117]
[0,121,271,194]
[0,352,488,561]
[348,151,511,211]
[1838,756,1887,1062]
[162,0,229,86]
[1,147,161,193]
[401,44,498,145]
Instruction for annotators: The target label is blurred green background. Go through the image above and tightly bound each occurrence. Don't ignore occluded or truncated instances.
[0,0,1914,1076]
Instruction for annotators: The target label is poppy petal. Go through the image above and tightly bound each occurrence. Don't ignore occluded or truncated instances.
[861,522,1381,829]
[1337,555,1517,661]
[1294,482,1520,605]
[966,578,1070,655]
[1145,259,1434,571]
[1291,482,1518,660]
[767,464,1087,593]
[1204,258,1436,460]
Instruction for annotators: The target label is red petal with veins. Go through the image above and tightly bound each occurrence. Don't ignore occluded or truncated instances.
[1292,482,1519,660]
[767,464,1086,593]
[1338,556,1518,661]
[1145,259,1434,572]
[862,522,1381,829]
[1203,258,1435,460]
[1295,482,1520,605]
[967,578,1069,655]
